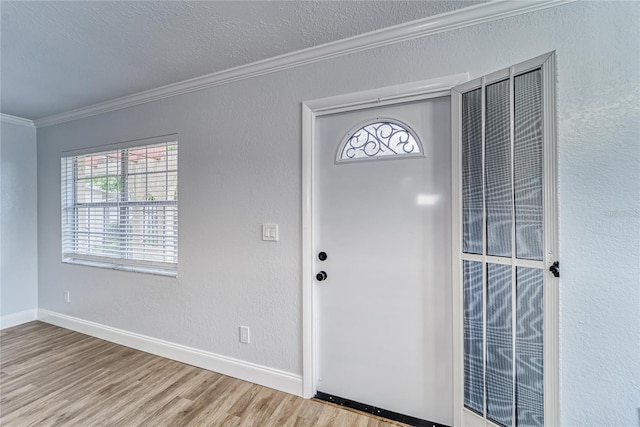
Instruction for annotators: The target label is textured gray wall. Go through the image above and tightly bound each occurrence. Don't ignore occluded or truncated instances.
[36,2,640,425]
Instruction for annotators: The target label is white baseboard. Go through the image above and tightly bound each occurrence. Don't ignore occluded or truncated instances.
[37,309,302,397]
[1,309,38,330]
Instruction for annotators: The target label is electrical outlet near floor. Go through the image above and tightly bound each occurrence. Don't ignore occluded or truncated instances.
[64,290,70,304]
[239,326,250,344]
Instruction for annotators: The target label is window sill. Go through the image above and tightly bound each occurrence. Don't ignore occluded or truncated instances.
[62,258,177,278]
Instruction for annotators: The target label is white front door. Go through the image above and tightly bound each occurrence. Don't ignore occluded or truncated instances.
[314,96,453,425]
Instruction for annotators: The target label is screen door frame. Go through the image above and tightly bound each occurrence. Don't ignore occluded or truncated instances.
[451,52,559,427]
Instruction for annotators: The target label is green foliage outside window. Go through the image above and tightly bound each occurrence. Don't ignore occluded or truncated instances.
[92,176,121,192]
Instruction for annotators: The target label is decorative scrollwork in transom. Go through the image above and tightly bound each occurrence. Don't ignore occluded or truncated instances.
[337,119,423,162]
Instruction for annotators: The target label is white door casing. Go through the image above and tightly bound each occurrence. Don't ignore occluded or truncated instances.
[301,73,468,414]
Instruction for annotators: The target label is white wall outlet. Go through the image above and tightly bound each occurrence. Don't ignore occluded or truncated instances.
[64,290,70,303]
[262,223,278,241]
[239,326,250,344]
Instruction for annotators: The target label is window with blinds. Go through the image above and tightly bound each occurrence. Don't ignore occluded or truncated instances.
[61,138,178,275]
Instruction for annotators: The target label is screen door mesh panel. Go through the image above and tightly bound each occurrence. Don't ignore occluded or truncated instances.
[515,70,544,261]
[485,80,513,257]
[463,260,484,414]
[462,89,483,255]
[460,63,547,426]
[516,267,544,427]
[486,263,513,427]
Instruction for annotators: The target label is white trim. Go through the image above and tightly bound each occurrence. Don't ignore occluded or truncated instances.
[61,133,178,156]
[480,76,488,423]
[306,74,467,115]
[461,408,507,427]
[542,52,560,427]
[305,74,467,118]
[37,309,303,397]
[301,102,315,399]
[453,52,558,93]
[33,0,573,128]
[0,309,38,330]
[301,72,466,399]
[61,258,178,277]
[450,87,464,427]
[461,253,545,269]
[0,114,35,128]
[509,66,517,427]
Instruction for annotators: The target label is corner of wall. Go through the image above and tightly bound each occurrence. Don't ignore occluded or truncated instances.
[0,117,39,319]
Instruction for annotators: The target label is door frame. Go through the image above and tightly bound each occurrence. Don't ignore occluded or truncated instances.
[301,73,468,399]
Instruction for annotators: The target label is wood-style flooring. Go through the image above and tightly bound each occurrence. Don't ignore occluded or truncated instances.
[0,321,407,427]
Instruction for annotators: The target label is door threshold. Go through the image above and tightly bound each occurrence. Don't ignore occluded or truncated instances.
[314,391,450,427]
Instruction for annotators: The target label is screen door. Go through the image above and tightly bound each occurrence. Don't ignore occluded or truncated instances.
[452,53,559,427]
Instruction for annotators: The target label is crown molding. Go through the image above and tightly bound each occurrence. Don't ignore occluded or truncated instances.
[34,0,574,128]
[1,113,36,128]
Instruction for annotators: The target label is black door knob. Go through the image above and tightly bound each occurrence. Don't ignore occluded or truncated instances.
[316,271,327,281]
[318,251,328,261]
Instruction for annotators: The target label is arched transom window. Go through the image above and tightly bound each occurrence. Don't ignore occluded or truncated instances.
[337,119,424,162]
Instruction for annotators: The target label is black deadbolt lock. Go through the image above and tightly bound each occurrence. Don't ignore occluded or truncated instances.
[316,271,327,281]
[318,251,328,261]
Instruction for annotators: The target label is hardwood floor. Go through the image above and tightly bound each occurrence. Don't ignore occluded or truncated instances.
[1,322,407,427]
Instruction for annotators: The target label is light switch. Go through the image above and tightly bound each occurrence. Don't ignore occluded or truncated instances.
[262,224,278,241]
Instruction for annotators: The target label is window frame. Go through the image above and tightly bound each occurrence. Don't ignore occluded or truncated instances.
[61,134,178,277]
[335,117,425,163]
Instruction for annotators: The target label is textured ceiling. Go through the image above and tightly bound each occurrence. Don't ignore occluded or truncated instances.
[1,1,481,120]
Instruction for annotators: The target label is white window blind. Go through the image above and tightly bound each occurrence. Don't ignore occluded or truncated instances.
[61,139,178,275]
